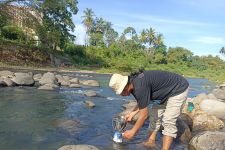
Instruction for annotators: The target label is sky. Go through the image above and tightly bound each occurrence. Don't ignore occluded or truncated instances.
[72,0,225,58]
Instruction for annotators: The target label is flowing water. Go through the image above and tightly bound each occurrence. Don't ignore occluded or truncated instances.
[0,72,217,150]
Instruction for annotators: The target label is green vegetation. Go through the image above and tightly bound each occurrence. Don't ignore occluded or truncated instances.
[0,1,225,82]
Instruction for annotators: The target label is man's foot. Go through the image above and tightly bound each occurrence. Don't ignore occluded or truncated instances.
[144,140,156,148]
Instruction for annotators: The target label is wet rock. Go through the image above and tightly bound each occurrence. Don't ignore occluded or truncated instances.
[63,75,70,81]
[80,80,100,87]
[11,72,34,86]
[55,74,63,84]
[38,84,58,90]
[70,78,79,84]
[33,74,42,81]
[189,131,225,150]
[3,78,15,86]
[58,145,99,150]
[69,84,81,88]
[176,115,192,144]
[84,90,98,97]
[54,119,81,133]
[0,70,14,78]
[39,72,57,85]
[212,89,225,100]
[33,81,40,87]
[84,100,95,108]
[200,99,225,119]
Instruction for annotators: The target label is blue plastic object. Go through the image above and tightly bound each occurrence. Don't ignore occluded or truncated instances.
[187,102,194,112]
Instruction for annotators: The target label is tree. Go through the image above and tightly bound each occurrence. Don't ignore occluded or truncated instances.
[167,47,193,64]
[220,47,225,56]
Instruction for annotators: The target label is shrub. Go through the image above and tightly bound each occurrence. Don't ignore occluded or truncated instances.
[1,25,26,41]
[64,43,86,57]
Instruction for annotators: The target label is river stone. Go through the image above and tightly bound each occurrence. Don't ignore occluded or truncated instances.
[80,80,100,87]
[39,72,57,85]
[0,70,14,78]
[58,145,99,150]
[84,90,98,97]
[189,131,225,150]
[63,75,70,81]
[33,74,42,81]
[192,93,208,105]
[54,119,81,133]
[55,74,63,83]
[212,89,225,100]
[69,84,81,88]
[69,78,79,84]
[219,83,225,90]
[38,84,58,90]
[192,109,224,132]
[122,100,137,109]
[207,93,217,99]
[176,115,192,144]
[12,72,34,86]
[0,77,6,87]
[200,99,225,119]
[84,100,95,108]
[3,78,15,86]
[61,80,71,86]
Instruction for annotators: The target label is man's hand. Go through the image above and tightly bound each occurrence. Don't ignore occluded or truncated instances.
[124,113,133,122]
[122,129,136,140]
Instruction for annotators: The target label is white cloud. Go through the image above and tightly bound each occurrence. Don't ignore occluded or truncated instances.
[191,36,225,45]
[74,24,86,45]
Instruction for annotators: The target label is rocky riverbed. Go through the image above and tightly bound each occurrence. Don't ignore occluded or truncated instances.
[0,69,224,150]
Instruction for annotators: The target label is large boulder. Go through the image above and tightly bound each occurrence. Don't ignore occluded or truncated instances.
[11,72,34,86]
[0,77,6,87]
[200,99,225,119]
[58,145,99,150]
[0,70,14,78]
[80,80,100,87]
[3,78,15,86]
[69,84,81,88]
[212,89,225,100]
[33,74,42,81]
[219,83,225,90]
[39,72,57,85]
[189,131,225,150]
[192,109,224,132]
[207,93,217,99]
[192,93,208,105]
[60,80,71,86]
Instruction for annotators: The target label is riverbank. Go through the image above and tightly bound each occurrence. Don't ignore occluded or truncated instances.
[0,63,224,84]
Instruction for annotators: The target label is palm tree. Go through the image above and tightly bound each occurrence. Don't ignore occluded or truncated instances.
[82,8,95,45]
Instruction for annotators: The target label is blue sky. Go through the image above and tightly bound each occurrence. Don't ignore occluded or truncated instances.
[72,0,225,58]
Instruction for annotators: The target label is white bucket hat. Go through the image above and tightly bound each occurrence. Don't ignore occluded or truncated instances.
[109,74,128,95]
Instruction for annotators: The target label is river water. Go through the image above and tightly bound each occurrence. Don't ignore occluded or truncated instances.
[0,72,216,150]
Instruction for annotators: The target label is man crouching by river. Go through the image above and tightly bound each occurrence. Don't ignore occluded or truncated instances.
[109,70,189,150]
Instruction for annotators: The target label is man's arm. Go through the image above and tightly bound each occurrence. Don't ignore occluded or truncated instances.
[131,107,148,133]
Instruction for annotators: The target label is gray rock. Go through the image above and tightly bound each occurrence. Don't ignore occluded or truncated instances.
[207,93,217,99]
[80,80,100,87]
[55,74,63,84]
[54,119,81,133]
[192,93,208,105]
[3,78,15,86]
[39,72,57,85]
[69,84,81,88]
[200,99,225,119]
[192,109,224,132]
[0,70,14,78]
[122,100,137,109]
[189,131,225,150]
[11,72,34,86]
[61,80,71,86]
[219,83,225,90]
[212,89,225,100]
[63,75,70,81]
[0,77,6,87]
[84,90,98,97]
[33,74,42,81]
[70,78,79,84]
[58,145,99,150]
[38,84,58,90]
[84,100,95,108]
